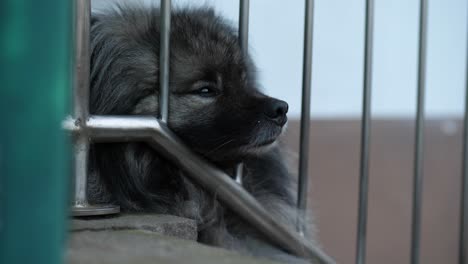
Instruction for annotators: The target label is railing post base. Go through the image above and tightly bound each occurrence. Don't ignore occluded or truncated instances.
[72,204,120,217]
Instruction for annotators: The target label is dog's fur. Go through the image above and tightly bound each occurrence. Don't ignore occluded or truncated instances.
[88,3,317,263]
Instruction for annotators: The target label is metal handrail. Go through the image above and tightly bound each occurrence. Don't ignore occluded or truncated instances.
[64,115,335,263]
[68,0,335,262]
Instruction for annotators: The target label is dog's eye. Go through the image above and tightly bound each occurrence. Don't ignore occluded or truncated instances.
[193,86,219,98]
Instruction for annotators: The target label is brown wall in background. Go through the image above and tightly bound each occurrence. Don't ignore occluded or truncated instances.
[282,119,462,264]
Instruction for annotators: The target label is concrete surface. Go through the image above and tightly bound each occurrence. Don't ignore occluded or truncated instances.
[68,214,280,264]
[67,230,279,264]
[71,214,197,241]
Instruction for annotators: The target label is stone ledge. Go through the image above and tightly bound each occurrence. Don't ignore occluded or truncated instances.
[71,214,197,241]
[67,230,280,264]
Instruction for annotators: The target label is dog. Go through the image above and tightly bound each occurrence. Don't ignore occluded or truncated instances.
[88,3,317,263]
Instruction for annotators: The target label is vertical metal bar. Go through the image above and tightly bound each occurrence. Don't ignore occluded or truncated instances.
[297,0,315,234]
[459,6,468,264]
[239,0,250,56]
[235,163,244,185]
[237,0,250,185]
[355,0,374,263]
[410,0,428,263]
[71,0,119,216]
[159,0,171,124]
[73,136,89,207]
[73,0,91,208]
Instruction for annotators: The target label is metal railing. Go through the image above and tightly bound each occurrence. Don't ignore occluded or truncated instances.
[355,0,374,262]
[460,15,468,262]
[66,0,333,263]
[459,4,468,264]
[410,1,429,263]
[66,0,468,264]
[297,0,314,236]
[352,1,465,264]
[70,0,119,216]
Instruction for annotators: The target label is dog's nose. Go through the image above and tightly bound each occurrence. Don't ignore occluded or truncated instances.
[264,99,288,126]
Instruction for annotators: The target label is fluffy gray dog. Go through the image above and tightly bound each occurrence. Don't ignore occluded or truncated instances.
[88,3,317,263]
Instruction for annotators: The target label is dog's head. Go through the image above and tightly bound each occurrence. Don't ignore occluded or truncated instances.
[91,5,288,163]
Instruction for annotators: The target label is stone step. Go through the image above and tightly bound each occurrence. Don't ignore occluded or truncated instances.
[68,214,280,264]
[71,214,197,241]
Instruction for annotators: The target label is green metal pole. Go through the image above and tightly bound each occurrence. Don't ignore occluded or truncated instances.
[0,1,72,264]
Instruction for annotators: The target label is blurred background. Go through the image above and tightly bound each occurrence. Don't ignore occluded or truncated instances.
[94,0,468,263]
